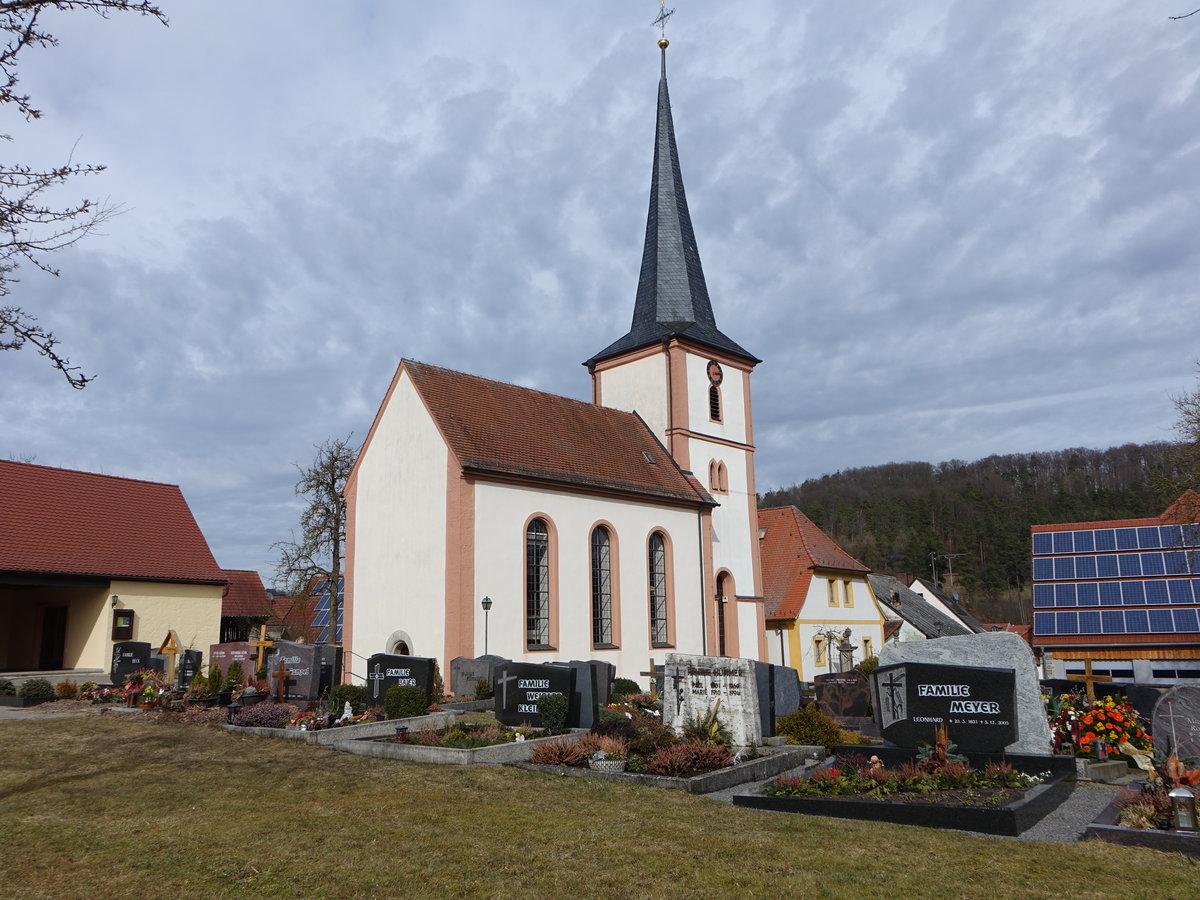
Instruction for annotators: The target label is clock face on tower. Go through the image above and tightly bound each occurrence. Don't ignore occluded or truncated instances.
[707,360,723,386]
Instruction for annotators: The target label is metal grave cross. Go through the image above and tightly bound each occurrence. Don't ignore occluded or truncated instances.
[271,655,293,703]
[1066,659,1112,702]
[250,624,275,671]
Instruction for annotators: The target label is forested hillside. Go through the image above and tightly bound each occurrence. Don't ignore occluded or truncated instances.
[759,443,1186,624]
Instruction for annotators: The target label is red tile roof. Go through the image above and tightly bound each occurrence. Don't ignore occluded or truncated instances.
[758,505,869,621]
[0,460,225,584]
[1031,493,1200,532]
[222,569,271,617]
[370,360,714,507]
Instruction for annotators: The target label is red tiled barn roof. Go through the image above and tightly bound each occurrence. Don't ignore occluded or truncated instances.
[370,360,715,507]
[1031,493,1200,533]
[0,460,225,584]
[759,505,869,621]
[222,569,270,617]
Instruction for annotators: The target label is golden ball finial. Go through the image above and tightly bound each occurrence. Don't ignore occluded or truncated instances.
[658,37,669,49]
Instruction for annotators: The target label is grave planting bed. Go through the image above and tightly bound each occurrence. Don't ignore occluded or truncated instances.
[223,711,462,744]
[513,744,819,795]
[332,729,581,765]
[732,749,1077,837]
[1084,784,1200,858]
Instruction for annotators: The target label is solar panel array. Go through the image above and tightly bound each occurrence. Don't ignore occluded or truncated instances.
[1035,607,1200,636]
[1032,524,1200,556]
[311,576,344,643]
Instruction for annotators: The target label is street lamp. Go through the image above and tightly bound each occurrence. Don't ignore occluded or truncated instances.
[481,596,493,655]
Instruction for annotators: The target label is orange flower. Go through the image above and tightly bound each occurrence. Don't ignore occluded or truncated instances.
[1082,715,1094,725]
[1081,731,1097,744]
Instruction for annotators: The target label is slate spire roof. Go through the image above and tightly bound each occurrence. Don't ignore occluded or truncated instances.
[587,44,757,368]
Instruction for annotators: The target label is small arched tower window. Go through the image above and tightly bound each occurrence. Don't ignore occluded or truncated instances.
[706,360,723,423]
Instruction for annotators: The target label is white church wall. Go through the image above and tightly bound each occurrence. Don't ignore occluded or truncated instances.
[348,372,450,685]
[473,480,706,680]
[684,352,747,442]
[596,354,668,442]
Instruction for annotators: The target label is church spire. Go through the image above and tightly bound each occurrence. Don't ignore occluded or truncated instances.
[587,38,757,368]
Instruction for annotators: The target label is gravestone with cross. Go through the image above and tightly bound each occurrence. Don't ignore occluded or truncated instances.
[365,654,437,708]
[265,642,321,702]
[450,654,507,698]
[662,653,765,746]
[493,661,576,728]
[1152,685,1200,764]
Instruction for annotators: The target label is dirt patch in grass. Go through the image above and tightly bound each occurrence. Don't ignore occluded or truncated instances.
[1,717,1197,900]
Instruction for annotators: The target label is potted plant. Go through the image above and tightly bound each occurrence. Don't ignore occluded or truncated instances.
[185,671,216,707]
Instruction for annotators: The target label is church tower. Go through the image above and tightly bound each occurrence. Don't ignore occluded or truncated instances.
[585,38,764,659]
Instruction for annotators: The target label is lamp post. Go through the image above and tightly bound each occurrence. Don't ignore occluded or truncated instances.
[481,596,493,655]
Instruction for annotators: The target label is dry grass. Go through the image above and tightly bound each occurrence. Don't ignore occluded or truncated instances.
[0,716,1196,899]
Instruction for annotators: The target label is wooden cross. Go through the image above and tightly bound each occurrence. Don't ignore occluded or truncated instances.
[271,655,293,703]
[250,624,275,671]
[1066,659,1112,702]
[157,631,180,684]
[639,657,662,700]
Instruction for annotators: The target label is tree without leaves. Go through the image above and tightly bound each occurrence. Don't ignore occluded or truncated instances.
[273,436,356,660]
[0,1,167,388]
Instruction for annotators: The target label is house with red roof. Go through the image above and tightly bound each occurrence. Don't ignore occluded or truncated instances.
[759,506,888,679]
[344,43,769,684]
[219,569,271,643]
[0,460,226,675]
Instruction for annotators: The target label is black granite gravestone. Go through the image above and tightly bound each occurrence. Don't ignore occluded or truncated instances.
[178,649,204,689]
[365,654,437,707]
[266,642,321,701]
[110,641,152,685]
[493,661,576,727]
[752,661,776,738]
[317,645,342,698]
[874,661,1018,753]
[567,660,614,729]
[773,665,802,724]
[815,671,873,719]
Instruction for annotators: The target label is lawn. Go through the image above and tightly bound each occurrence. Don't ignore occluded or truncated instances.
[0,715,1193,900]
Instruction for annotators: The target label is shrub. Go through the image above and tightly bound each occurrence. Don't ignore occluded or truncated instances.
[187,672,212,699]
[776,703,843,754]
[54,680,78,699]
[0,679,15,696]
[18,678,55,699]
[853,656,879,676]
[539,692,569,735]
[232,702,299,729]
[628,719,677,757]
[611,677,641,700]
[598,706,629,725]
[329,683,369,716]
[385,685,429,720]
[432,663,444,701]
[474,678,492,701]
[224,660,246,691]
[680,700,731,746]
[648,741,732,777]
[531,736,594,766]
[208,663,223,689]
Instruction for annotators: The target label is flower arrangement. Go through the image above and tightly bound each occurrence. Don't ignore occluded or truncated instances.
[80,684,123,704]
[1046,692,1151,757]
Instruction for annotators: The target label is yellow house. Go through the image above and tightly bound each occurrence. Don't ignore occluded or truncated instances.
[0,460,225,678]
[759,505,887,680]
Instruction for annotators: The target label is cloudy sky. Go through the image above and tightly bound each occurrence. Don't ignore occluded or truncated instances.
[4,1,1199,583]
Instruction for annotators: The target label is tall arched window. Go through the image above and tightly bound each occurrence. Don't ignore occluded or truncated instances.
[526,518,550,647]
[709,384,722,422]
[716,573,730,657]
[591,526,613,646]
[649,532,668,645]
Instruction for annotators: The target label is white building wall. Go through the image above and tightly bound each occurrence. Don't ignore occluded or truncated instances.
[908,578,975,632]
[795,573,887,680]
[473,480,706,682]
[685,352,747,442]
[348,373,450,685]
[596,355,668,442]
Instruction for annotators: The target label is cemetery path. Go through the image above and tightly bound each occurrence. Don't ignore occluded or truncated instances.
[707,765,1130,844]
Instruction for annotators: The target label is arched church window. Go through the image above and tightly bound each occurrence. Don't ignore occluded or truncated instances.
[591,526,613,646]
[718,461,728,493]
[649,532,669,645]
[526,518,551,647]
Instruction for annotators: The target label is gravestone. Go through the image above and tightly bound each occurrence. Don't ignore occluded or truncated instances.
[773,665,802,721]
[110,641,153,685]
[316,645,342,698]
[177,649,204,688]
[208,642,255,678]
[1042,679,1164,727]
[450,654,507,697]
[876,631,1053,755]
[662,654,764,746]
[365,654,437,708]
[874,662,1018,753]
[1153,685,1200,764]
[815,670,873,719]
[265,641,321,702]
[493,661,576,728]
[567,659,614,730]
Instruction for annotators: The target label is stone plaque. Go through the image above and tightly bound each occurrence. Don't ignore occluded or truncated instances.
[208,642,255,678]
[662,654,763,747]
[815,670,873,720]
[365,654,437,707]
[877,631,1053,755]
[450,654,507,697]
[266,641,321,702]
[110,641,152,685]
[177,649,204,689]
[493,661,575,727]
[1153,685,1200,764]
[874,662,1017,753]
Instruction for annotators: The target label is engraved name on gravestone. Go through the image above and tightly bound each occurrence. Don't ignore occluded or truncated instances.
[1153,685,1200,764]
[266,642,321,701]
[366,654,437,706]
[493,661,575,727]
[110,641,153,684]
[450,655,507,698]
[663,654,763,746]
[815,670,873,720]
[874,662,1017,753]
[177,648,204,689]
[208,642,255,678]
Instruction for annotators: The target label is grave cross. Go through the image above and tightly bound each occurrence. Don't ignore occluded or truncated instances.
[1066,659,1112,702]
[157,631,180,683]
[250,625,275,672]
[271,655,293,703]
[881,670,905,721]
[639,657,662,700]
[495,669,520,709]
[368,662,386,701]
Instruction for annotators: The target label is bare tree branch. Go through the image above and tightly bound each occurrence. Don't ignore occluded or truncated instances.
[1169,7,1200,19]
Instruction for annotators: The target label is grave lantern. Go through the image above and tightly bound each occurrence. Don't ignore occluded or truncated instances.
[1170,787,1198,831]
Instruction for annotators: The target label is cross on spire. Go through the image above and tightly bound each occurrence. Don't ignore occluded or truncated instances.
[652,2,675,38]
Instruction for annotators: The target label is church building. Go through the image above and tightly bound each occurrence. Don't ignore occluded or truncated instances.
[343,39,767,684]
